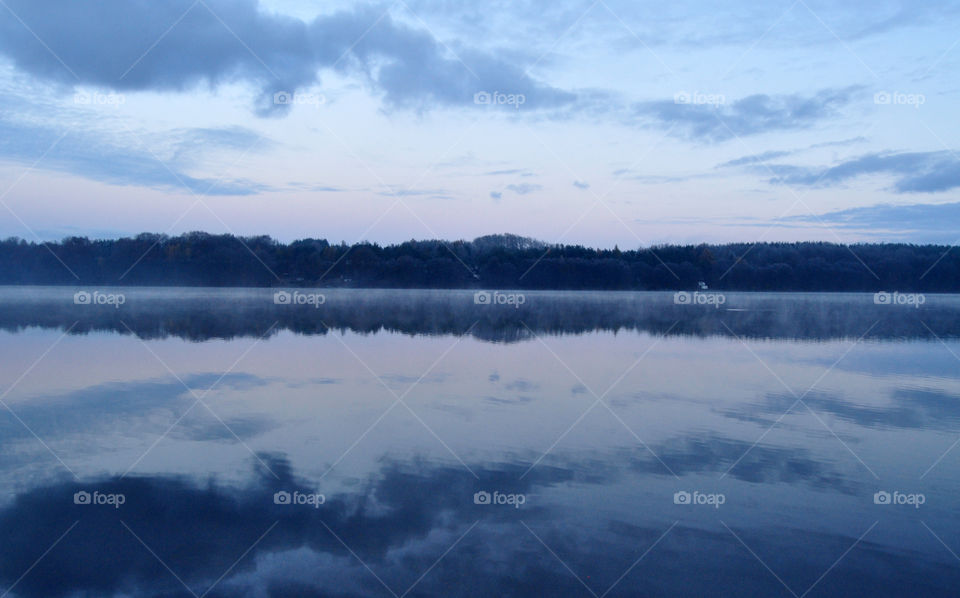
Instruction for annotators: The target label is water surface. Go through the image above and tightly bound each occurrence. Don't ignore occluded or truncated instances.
[1,288,958,597]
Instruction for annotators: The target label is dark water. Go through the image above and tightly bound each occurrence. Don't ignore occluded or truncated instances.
[1,288,959,597]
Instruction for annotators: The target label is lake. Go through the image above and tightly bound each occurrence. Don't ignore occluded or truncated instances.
[0,288,958,597]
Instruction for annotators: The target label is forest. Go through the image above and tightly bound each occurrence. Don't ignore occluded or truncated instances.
[0,232,956,291]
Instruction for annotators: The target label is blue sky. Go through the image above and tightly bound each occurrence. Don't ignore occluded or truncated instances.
[0,0,958,246]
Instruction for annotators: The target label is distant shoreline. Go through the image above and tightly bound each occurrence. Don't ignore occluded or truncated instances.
[1,233,956,292]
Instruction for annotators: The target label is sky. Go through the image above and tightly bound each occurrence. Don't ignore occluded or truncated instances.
[0,0,958,247]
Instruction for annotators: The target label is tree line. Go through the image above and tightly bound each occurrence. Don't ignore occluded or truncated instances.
[0,232,957,291]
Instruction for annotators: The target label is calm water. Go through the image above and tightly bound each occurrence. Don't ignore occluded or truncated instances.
[1,288,959,597]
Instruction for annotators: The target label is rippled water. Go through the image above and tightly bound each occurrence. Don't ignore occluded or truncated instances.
[1,288,958,597]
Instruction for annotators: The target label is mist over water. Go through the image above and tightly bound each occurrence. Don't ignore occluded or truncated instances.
[1,289,959,597]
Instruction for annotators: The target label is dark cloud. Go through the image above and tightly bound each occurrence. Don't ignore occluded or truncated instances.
[0,0,576,115]
[573,180,590,189]
[0,0,312,105]
[770,151,960,193]
[634,87,861,142]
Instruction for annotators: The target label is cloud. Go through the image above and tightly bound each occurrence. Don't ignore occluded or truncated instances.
[717,150,794,168]
[168,125,269,163]
[770,151,960,193]
[375,188,450,198]
[783,200,960,241]
[284,182,348,192]
[808,136,869,150]
[0,0,312,108]
[573,180,590,189]
[634,87,861,142]
[0,0,577,115]
[0,117,270,195]
[483,169,526,176]
[505,183,542,195]
[489,191,502,200]
[717,137,869,169]
[846,3,960,41]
